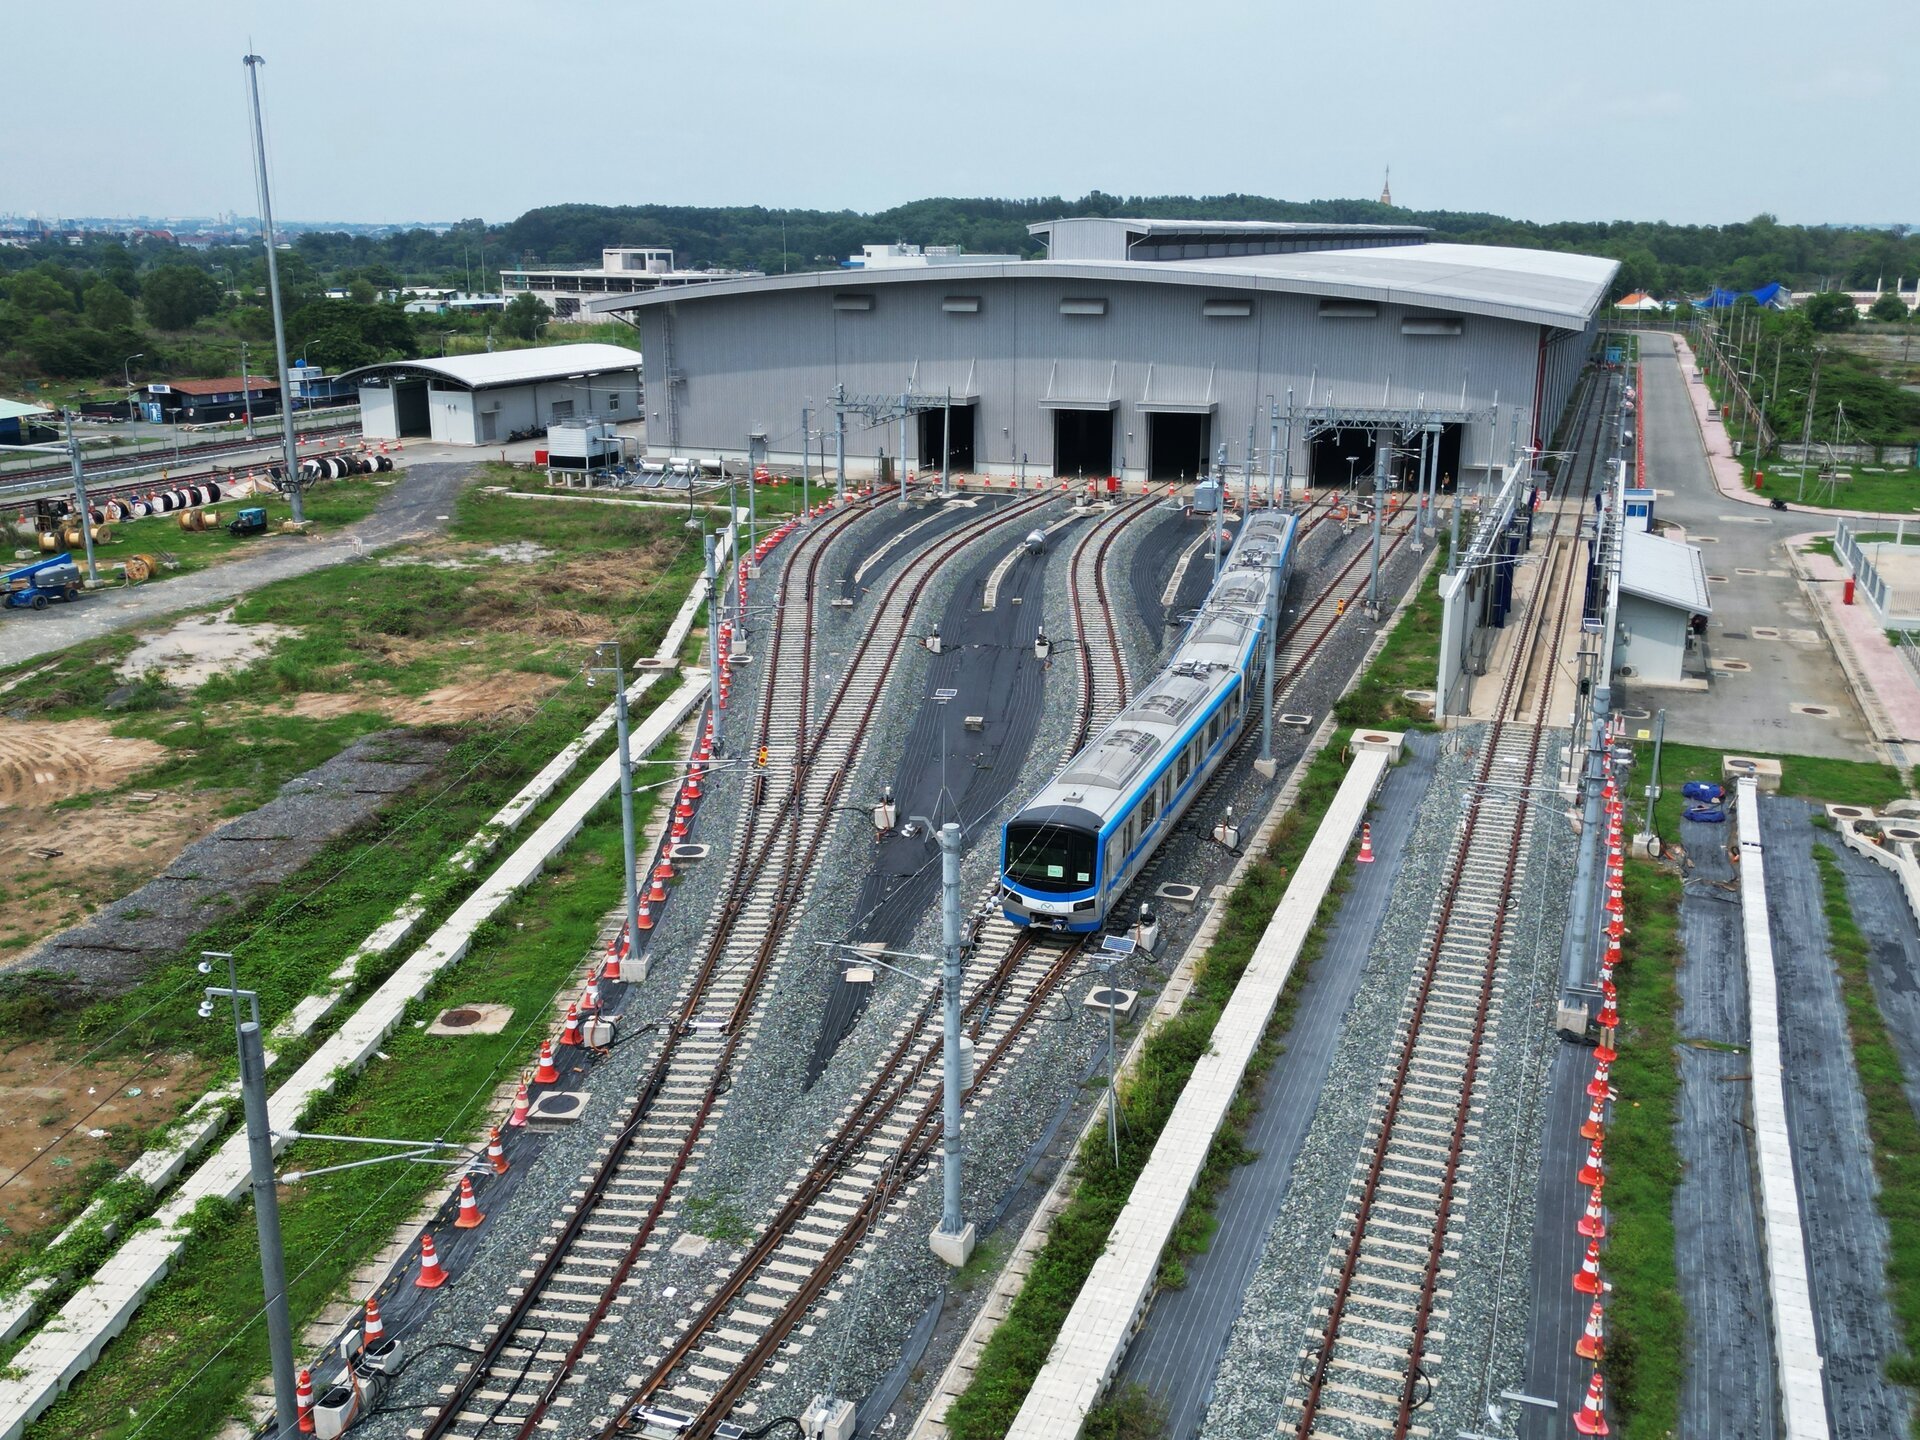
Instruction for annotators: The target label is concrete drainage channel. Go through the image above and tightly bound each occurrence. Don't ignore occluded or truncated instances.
[0,531,734,1440]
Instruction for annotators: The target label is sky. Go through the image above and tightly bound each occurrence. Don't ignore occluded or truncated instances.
[6,0,1913,230]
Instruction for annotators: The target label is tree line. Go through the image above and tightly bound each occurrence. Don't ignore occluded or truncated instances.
[3,194,1915,388]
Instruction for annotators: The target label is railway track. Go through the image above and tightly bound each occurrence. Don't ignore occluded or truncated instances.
[0,418,361,498]
[1065,494,1158,749]
[417,489,1059,1440]
[1285,370,1613,1439]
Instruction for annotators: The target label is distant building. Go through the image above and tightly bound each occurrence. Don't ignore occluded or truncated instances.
[341,342,643,446]
[841,243,1022,270]
[502,247,759,319]
[1613,292,1668,312]
[143,377,279,424]
[1379,167,1392,206]
[0,397,53,445]
[401,291,509,315]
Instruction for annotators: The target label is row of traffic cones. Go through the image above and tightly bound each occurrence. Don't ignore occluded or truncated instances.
[1566,733,1635,1435]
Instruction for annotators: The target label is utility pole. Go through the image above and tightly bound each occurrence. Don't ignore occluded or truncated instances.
[1281,388,1295,509]
[834,385,847,507]
[1210,443,1228,590]
[746,433,760,563]
[705,532,723,752]
[1643,708,1666,837]
[243,53,304,523]
[899,392,909,505]
[1266,395,1280,508]
[800,405,811,521]
[594,644,643,981]
[63,413,100,587]
[1245,417,1257,513]
[941,389,952,496]
[199,953,297,1438]
[1367,428,1388,615]
[1257,541,1280,776]
[240,341,256,442]
[930,821,976,1266]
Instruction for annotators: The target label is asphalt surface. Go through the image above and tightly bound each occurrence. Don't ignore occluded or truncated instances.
[1616,334,1875,761]
[1672,818,1777,1440]
[1762,800,1913,1440]
[0,461,477,668]
[1116,731,1439,1438]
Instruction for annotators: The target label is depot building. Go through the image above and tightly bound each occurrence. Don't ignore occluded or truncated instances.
[602,217,1618,488]
[342,343,643,447]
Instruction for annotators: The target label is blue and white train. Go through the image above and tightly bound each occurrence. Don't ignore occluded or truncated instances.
[1001,511,1299,933]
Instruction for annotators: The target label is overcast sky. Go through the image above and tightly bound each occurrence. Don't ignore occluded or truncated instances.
[7,0,1911,229]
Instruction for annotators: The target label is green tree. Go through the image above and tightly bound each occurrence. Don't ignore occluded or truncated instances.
[141,265,222,330]
[83,279,135,331]
[347,276,377,305]
[7,270,75,316]
[499,292,548,341]
[1802,290,1859,332]
[1869,291,1910,323]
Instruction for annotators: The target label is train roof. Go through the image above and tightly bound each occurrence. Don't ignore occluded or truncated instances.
[1015,510,1297,822]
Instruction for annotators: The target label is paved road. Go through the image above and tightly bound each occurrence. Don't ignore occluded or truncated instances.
[1619,334,1874,761]
[1116,734,1438,1439]
[0,462,475,668]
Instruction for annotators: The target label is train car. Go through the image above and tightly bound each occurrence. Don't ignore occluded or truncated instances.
[1001,510,1298,932]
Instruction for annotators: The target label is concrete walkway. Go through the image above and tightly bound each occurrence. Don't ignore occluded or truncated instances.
[1736,782,1833,1440]
[1005,739,1395,1437]
[0,462,476,668]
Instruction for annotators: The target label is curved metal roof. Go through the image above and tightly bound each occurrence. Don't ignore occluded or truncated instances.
[335,342,642,391]
[599,244,1616,330]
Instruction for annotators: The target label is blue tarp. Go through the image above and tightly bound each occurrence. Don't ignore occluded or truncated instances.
[1694,282,1789,309]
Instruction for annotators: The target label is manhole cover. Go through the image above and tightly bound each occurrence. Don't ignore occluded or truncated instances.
[1887,827,1920,841]
[1714,659,1752,672]
[1791,703,1831,717]
[439,1007,484,1028]
[426,1002,514,1036]
[1722,632,1749,640]
[1751,626,1781,639]
[1695,536,1720,543]
[1736,567,1762,576]
[1707,574,1730,584]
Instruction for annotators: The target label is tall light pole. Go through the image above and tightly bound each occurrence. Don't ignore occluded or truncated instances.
[239,341,256,442]
[122,352,143,423]
[243,53,305,523]
[931,821,974,1265]
[704,532,723,752]
[62,413,100,587]
[197,951,297,1439]
[589,645,643,982]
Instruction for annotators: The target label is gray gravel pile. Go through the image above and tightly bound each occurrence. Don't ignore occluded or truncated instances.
[1201,726,1574,1439]
[11,730,447,989]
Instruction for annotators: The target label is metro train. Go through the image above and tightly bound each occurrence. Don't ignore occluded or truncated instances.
[1000,510,1299,933]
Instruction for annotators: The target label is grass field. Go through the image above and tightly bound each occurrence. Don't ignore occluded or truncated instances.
[1600,862,1686,1437]
[1621,738,1909,841]
[0,476,705,1266]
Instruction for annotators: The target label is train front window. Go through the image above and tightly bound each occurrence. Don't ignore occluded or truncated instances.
[1005,823,1096,893]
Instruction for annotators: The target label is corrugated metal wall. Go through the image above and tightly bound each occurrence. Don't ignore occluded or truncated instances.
[639,277,1588,480]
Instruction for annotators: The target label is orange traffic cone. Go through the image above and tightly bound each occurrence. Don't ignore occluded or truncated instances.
[488,1126,509,1174]
[533,1041,559,1085]
[637,900,655,931]
[364,1296,385,1346]
[581,968,601,1011]
[1597,993,1621,1029]
[508,1078,531,1126]
[1579,1093,1607,1140]
[648,873,668,905]
[560,1003,581,1047]
[1575,1301,1606,1361]
[415,1232,448,1288]
[1577,1136,1606,1187]
[1572,1237,1605,1296]
[1586,1061,1613,1098]
[1578,1183,1608,1239]
[1356,823,1375,864]
[603,938,623,983]
[296,1367,315,1431]
[1573,1369,1610,1434]
[453,1174,485,1229]
[654,857,676,884]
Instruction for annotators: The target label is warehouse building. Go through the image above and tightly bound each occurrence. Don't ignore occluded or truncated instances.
[604,217,1617,487]
[342,343,642,446]
[502,246,759,319]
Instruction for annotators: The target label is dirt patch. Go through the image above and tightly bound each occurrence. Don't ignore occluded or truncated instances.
[118,607,298,688]
[0,790,226,962]
[0,717,167,807]
[0,1041,209,1260]
[279,671,562,725]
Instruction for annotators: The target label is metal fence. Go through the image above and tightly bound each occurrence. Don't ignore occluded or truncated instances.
[1835,517,1903,623]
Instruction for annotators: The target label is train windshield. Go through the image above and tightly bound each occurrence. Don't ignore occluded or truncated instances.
[1004,822,1096,893]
